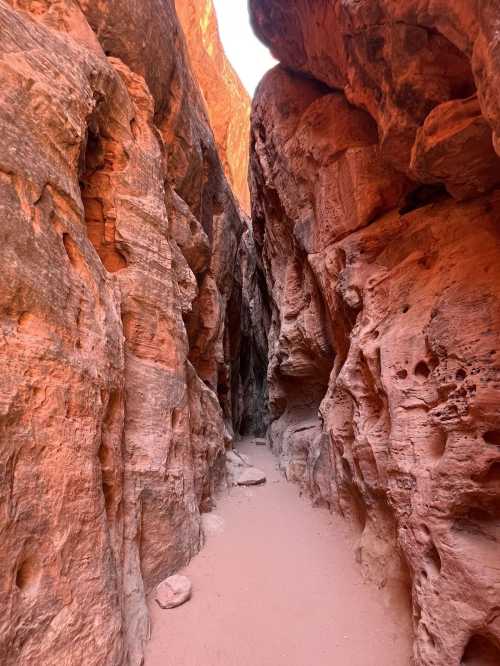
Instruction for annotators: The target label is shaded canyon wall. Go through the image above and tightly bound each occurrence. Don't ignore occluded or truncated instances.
[175,0,252,213]
[249,1,500,664]
[0,0,266,664]
[176,0,269,434]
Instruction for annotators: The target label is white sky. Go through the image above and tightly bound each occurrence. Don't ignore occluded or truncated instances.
[213,0,277,96]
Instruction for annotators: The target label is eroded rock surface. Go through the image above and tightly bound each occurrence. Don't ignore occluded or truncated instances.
[0,1,264,664]
[155,575,192,610]
[250,2,500,664]
[176,0,252,213]
[236,467,266,487]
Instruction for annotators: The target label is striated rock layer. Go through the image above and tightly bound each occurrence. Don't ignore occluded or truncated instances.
[0,1,264,664]
[249,1,500,664]
[175,0,252,213]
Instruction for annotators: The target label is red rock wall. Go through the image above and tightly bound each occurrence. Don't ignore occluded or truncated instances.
[0,1,263,664]
[249,1,500,664]
[175,0,252,213]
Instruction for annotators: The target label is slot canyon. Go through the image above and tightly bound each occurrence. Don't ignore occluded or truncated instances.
[1,1,500,665]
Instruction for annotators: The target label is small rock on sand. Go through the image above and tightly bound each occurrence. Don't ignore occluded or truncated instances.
[155,575,192,609]
[237,467,266,486]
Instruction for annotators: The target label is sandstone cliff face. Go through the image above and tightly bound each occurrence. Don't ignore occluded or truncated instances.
[175,0,252,213]
[0,1,263,664]
[249,2,500,664]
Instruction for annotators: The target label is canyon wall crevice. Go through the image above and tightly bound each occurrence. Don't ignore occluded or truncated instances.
[0,1,266,664]
[249,2,500,664]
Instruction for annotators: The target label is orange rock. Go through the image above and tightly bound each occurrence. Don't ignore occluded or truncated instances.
[250,0,496,175]
[0,1,262,664]
[411,96,500,200]
[250,2,500,664]
[155,575,192,609]
[176,0,251,213]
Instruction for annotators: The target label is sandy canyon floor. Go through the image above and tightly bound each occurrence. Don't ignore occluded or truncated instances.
[145,439,412,666]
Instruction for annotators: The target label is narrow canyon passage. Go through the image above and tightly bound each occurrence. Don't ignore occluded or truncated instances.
[4,1,500,664]
[145,439,412,666]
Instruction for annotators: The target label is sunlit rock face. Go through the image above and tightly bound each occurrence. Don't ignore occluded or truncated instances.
[175,0,252,213]
[249,2,500,664]
[0,1,264,664]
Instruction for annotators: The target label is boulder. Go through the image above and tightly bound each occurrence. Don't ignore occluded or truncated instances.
[237,467,267,486]
[155,575,193,610]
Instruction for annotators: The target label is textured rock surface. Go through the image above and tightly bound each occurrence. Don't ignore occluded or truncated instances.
[250,1,500,664]
[155,575,192,609]
[176,0,251,212]
[0,1,263,664]
[236,467,266,487]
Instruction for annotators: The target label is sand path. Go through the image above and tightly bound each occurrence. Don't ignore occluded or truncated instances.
[145,438,412,666]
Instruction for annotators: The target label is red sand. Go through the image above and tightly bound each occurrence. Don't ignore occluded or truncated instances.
[145,439,412,666]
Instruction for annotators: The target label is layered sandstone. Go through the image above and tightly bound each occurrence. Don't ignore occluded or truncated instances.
[176,0,252,213]
[0,1,263,664]
[250,2,500,664]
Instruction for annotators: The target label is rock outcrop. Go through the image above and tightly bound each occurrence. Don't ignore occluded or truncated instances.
[175,0,252,213]
[0,1,264,664]
[249,1,500,664]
